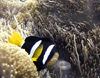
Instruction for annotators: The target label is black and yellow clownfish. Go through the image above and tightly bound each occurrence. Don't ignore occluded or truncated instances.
[22,36,59,71]
[7,30,59,71]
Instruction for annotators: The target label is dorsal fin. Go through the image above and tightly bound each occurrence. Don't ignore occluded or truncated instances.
[25,36,41,44]
[25,36,53,44]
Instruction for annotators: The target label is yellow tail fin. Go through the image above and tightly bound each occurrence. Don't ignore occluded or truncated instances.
[7,30,23,46]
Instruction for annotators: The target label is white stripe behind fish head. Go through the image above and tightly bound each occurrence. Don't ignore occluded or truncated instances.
[30,40,42,58]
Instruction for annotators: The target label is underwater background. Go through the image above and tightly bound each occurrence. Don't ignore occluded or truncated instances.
[0,0,100,78]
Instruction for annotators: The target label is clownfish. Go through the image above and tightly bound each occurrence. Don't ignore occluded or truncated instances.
[7,30,59,71]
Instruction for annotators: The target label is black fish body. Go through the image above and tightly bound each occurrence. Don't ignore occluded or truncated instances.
[22,36,58,71]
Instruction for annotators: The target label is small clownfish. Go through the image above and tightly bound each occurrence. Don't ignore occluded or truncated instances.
[7,31,59,71]
[22,36,59,71]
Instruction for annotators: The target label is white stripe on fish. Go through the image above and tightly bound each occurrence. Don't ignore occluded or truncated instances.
[42,44,55,64]
[30,40,42,58]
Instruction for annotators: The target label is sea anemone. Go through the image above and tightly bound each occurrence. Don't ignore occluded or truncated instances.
[0,42,39,78]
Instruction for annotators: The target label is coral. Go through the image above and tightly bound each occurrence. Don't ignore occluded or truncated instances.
[0,0,38,38]
[0,49,16,78]
[0,1,40,78]
[0,42,39,78]
[0,20,23,43]
[0,0,38,17]
[0,0,40,78]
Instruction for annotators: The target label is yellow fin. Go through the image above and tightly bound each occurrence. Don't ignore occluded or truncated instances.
[47,52,59,66]
[32,58,37,61]
[7,30,23,46]
[32,45,43,61]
